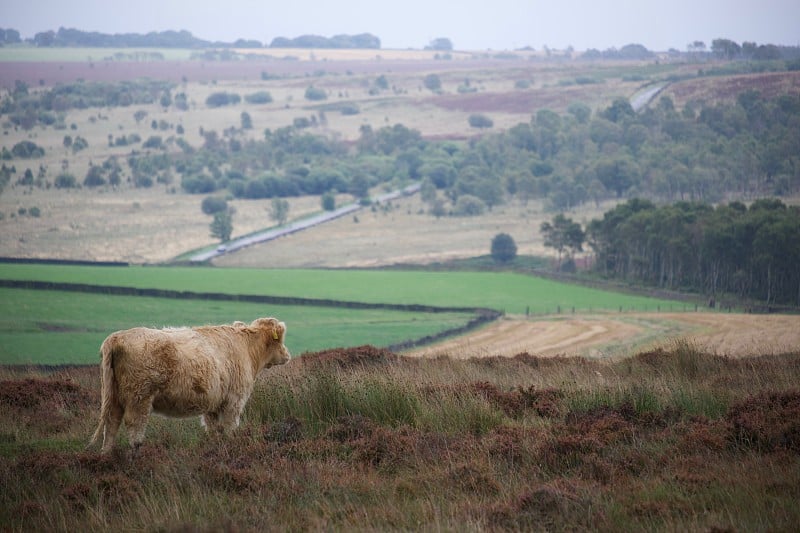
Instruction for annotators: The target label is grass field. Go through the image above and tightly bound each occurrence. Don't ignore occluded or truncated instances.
[0,47,195,62]
[0,286,472,365]
[0,263,684,314]
[0,263,690,365]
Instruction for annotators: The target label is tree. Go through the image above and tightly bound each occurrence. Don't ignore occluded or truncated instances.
[454,194,486,216]
[321,192,336,211]
[201,196,228,215]
[241,111,253,130]
[269,197,290,226]
[427,38,453,51]
[468,114,494,129]
[491,233,517,263]
[159,91,172,108]
[304,86,327,101]
[210,211,233,242]
[423,74,442,92]
[540,214,584,269]
[711,38,741,60]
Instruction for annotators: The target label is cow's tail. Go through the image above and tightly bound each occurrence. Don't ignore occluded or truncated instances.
[88,335,120,450]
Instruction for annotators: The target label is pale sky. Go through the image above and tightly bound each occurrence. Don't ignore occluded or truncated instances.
[2,0,798,52]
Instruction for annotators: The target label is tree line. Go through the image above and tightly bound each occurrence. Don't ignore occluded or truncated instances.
[18,27,380,50]
[586,198,800,306]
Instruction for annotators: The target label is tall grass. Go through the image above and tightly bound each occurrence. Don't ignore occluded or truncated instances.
[2,345,799,531]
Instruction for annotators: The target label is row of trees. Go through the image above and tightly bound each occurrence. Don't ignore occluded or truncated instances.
[22,27,382,50]
[269,33,380,49]
[30,27,247,49]
[587,199,800,306]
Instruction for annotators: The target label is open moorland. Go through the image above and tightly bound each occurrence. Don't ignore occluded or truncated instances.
[1,344,799,530]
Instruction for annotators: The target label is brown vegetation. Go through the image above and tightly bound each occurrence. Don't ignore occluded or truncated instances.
[2,343,799,530]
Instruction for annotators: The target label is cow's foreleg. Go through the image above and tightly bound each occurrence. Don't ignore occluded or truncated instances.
[217,399,245,433]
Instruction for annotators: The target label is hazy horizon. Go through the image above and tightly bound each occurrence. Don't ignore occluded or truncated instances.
[2,0,799,52]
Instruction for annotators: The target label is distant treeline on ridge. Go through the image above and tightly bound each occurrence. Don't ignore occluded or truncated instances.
[3,27,380,50]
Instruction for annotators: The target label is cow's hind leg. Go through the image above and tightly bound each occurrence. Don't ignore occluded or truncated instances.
[100,401,124,454]
[123,399,152,454]
[201,412,224,434]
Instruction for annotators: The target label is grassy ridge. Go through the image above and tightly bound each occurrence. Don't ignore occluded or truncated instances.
[0,288,471,365]
[1,344,798,530]
[0,264,685,314]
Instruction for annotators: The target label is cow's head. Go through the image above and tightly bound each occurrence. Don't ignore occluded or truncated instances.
[251,317,291,367]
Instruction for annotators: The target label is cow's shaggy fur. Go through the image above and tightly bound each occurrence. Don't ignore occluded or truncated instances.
[88,318,290,454]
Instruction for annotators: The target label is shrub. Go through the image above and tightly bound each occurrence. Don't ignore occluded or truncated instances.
[28,206,40,217]
[83,166,106,187]
[339,104,360,115]
[468,114,494,129]
[142,136,163,149]
[54,173,77,189]
[321,192,336,211]
[182,174,217,194]
[304,86,327,101]
[201,196,228,215]
[244,91,273,104]
[206,92,241,107]
[11,141,45,159]
[491,233,517,263]
[71,136,88,153]
[423,74,442,91]
[454,194,486,216]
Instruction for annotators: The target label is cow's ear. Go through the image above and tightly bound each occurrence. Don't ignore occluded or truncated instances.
[274,321,286,341]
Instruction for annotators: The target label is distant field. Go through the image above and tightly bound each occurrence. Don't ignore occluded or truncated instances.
[0,47,195,62]
[0,263,684,315]
[0,286,471,365]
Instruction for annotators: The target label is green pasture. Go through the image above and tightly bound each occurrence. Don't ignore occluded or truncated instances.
[0,263,687,315]
[0,288,471,365]
[0,46,194,62]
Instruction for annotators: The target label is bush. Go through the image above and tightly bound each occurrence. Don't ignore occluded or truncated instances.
[28,206,40,217]
[304,86,327,101]
[423,74,442,91]
[54,173,77,189]
[142,136,163,149]
[491,233,518,263]
[182,174,217,194]
[71,136,88,153]
[454,195,486,216]
[11,141,45,159]
[201,196,228,215]
[468,114,494,129]
[206,92,241,108]
[83,166,106,187]
[244,91,273,104]
[339,104,360,115]
[321,192,336,211]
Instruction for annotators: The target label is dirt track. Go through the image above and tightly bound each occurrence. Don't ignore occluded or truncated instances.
[406,313,800,359]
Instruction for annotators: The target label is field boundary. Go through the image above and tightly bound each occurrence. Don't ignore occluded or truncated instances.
[0,279,502,352]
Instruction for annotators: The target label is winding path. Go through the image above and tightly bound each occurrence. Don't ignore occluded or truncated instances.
[630,82,669,112]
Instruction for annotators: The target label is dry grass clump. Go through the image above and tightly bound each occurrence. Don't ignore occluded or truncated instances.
[1,343,800,531]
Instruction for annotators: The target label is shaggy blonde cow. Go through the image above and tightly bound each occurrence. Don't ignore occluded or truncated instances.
[88,317,290,454]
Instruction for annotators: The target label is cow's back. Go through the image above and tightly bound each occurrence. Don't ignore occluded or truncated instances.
[109,327,231,417]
